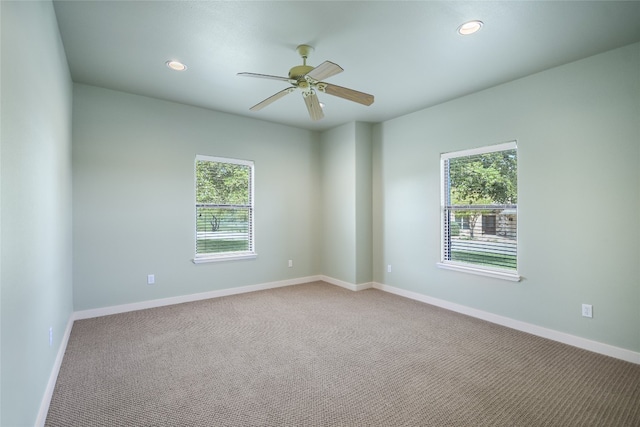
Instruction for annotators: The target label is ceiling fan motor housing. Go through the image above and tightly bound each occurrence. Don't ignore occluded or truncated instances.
[289,65,314,80]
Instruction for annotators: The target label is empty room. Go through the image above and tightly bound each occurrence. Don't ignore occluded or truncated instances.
[2,1,640,426]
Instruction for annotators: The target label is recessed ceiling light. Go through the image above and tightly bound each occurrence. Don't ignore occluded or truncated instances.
[166,60,187,71]
[457,20,483,36]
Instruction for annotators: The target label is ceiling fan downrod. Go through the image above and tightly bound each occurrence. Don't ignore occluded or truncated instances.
[289,45,315,80]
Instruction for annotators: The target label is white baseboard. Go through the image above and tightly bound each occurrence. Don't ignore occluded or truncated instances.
[372,282,640,365]
[320,275,373,292]
[72,275,372,322]
[35,314,74,427]
[74,275,323,320]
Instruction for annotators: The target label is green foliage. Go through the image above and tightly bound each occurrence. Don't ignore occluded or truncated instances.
[450,221,461,237]
[447,149,516,238]
[451,250,516,270]
[195,160,252,255]
[196,160,250,205]
[196,239,249,253]
[196,208,249,232]
[449,150,517,205]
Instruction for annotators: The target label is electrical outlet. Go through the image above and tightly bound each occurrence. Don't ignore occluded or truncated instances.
[147,274,155,285]
[288,260,293,268]
[49,327,53,347]
[582,304,593,318]
[387,264,392,273]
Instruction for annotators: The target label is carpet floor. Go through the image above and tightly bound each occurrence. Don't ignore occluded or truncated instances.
[46,281,640,426]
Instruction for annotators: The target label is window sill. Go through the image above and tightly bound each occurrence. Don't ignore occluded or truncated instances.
[193,252,257,264]
[437,262,521,282]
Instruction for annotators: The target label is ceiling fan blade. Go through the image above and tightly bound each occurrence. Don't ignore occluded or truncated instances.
[238,72,292,83]
[302,91,324,121]
[250,87,295,111]
[305,61,343,82]
[319,83,374,106]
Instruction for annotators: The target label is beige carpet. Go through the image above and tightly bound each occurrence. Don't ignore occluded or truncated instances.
[46,281,640,426]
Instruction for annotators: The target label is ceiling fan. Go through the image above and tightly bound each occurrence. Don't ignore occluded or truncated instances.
[238,45,374,121]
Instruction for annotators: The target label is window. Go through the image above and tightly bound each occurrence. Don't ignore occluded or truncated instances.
[193,155,256,263]
[454,214,471,230]
[482,215,497,235]
[438,141,519,281]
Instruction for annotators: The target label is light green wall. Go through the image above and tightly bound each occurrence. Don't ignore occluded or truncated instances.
[354,123,373,284]
[1,1,74,425]
[320,124,357,282]
[373,42,640,352]
[72,84,321,310]
[320,122,373,284]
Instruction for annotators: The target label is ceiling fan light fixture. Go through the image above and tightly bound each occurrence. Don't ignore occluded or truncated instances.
[166,60,187,71]
[457,20,483,35]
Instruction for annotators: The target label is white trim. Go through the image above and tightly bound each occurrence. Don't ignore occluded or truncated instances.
[320,275,374,292]
[195,154,254,167]
[371,282,640,364]
[35,315,74,427]
[192,252,257,264]
[74,276,322,320]
[436,262,521,282]
[441,140,517,159]
[74,276,372,321]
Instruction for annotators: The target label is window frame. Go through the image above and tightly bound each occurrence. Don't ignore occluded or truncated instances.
[437,141,520,282]
[192,155,257,264]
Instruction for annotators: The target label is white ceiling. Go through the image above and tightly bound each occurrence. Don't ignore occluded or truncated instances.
[52,1,640,131]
